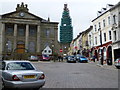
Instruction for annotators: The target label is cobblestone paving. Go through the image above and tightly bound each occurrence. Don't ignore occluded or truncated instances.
[33,61,118,88]
[0,61,118,90]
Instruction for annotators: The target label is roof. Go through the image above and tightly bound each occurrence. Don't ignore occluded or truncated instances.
[3,60,30,63]
[92,2,120,22]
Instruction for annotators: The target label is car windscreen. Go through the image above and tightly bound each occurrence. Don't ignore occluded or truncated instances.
[6,62,35,70]
[81,56,85,58]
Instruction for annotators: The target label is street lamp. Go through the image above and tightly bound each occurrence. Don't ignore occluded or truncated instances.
[52,44,55,62]
[99,28,103,65]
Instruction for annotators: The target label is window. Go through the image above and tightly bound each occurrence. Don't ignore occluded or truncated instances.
[45,29,50,37]
[5,25,14,35]
[18,28,25,36]
[104,33,106,42]
[28,42,35,53]
[44,50,47,53]
[98,22,101,30]
[113,15,116,24]
[6,62,35,70]
[29,26,37,36]
[108,17,110,25]
[95,37,97,45]
[103,48,107,61]
[94,25,97,32]
[48,50,51,53]
[89,35,91,46]
[103,19,106,27]
[109,31,112,40]
[6,40,12,52]
[113,31,117,41]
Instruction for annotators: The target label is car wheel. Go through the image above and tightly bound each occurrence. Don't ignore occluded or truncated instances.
[34,86,43,90]
[2,80,6,90]
[116,66,120,69]
[34,88,40,90]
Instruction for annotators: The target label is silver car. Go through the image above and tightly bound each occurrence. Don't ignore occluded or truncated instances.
[1,60,45,90]
[114,58,120,69]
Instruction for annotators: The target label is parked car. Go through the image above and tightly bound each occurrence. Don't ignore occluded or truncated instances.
[28,55,39,61]
[114,58,120,69]
[67,56,76,63]
[1,60,45,89]
[38,55,51,61]
[77,55,88,63]
[75,54,81,60]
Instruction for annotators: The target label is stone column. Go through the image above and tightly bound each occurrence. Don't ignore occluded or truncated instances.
[36,25,40,53]
[13,24,17,51]
[25,24,29,51]
[1,23,5,57]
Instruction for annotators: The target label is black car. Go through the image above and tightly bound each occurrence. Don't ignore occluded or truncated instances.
[67,56,76,63]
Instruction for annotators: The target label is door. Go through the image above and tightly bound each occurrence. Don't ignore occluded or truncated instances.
[17,44,25,53]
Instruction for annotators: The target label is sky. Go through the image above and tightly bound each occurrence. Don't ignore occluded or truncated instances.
[0,0,120,40]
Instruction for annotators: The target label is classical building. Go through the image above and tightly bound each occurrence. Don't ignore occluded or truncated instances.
[0,2,59,60]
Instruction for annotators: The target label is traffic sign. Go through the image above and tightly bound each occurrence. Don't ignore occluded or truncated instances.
[60,49,63,52]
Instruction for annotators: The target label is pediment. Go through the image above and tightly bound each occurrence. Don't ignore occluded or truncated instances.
[2,11,43,20]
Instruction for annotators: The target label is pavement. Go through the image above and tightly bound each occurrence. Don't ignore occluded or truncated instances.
[32,59,118,70]
[89,61,117,70]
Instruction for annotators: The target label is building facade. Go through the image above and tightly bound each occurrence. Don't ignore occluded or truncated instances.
[0,2,59,60]
[92,4,115,65]
[88,26,94,57]
[110,2,120,61]
[81,26,92,57]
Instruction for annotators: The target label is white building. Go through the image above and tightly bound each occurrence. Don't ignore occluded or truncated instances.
[42,46,52,55]
[110,2,120,61]
[88,26,94,57]
[92,4,114,65]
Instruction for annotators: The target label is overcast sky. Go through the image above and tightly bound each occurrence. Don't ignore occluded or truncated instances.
[0,0,119,40]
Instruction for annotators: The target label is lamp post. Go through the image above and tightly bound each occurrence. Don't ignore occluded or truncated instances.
[64,46,67,55]
[5,43,9,60]
[99,28,103,65]
[52,44,55,62]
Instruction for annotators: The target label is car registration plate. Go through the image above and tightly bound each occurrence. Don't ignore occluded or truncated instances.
[24,75,36,79]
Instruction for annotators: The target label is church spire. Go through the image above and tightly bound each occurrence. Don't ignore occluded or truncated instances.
[64,4,69,11]
[60,4,73,43]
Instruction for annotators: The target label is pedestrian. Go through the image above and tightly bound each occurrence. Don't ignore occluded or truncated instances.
[93,55,96,62]
[61,56,63,62]
[58,56,61,62]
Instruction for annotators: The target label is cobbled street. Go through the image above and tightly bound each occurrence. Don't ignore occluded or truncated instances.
[32,61,118,88]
